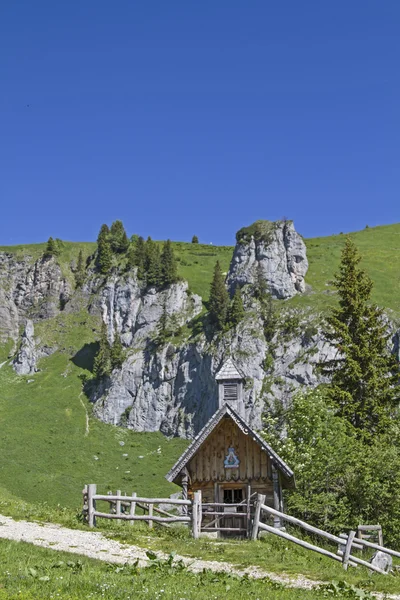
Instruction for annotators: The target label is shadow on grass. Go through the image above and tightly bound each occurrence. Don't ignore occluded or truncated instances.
[71,342,99,372]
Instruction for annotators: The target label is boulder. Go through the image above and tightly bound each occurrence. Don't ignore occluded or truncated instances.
[13,320,38,375]
[370,550,392,573]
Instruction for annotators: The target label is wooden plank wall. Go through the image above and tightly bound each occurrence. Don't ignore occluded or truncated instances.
[188,416,272,484]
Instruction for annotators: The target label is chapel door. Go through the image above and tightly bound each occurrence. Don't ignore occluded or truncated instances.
[222,487,245,537]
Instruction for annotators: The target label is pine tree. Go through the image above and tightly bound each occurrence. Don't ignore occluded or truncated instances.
[93,322,112,378]
[254,262,268,299]
[161,239,178,286]
[97,237,112,274]
[228,287,245,328]
[156,300,169,346]
[208,261,229,330]
[74,250,86,288]
[97,224,110,243]
[321,238,399,436]
[145,237,162,287]
[110,332,125,369]
[110,220,129,254]
[43,237,59,259]
[261,292,277,342]
[134,236,146,279]
[191,235,199,244]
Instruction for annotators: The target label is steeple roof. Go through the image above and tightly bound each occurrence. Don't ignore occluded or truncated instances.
[215,357,244,381]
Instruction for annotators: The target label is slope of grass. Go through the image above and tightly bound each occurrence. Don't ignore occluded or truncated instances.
[0,538,324,600]
[0,313,188,510]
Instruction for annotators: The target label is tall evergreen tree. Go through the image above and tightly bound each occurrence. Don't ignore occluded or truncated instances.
[161,239,178,286]
[110,331,125,369]
[321,238,399,436]
[208,261,229,330]
[110,220,129,253]
[145,237,162,287]
[43,237,59,258]
[253,262,268,299]
[97,237,112,274]
[97,224,110,243]
[134,236,146,279]
[74,250,86,288]
[228,287,245,328]
[93,322,112,378]
[191,235,199,244]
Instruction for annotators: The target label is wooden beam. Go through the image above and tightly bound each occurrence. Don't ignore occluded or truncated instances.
[88,484,97,528]
[251,494,265,540]
[272,465,281,529]
[342,530,356,571]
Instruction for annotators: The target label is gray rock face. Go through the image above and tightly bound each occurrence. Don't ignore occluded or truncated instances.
[92,303,337,438]
[370,551,392,573]
[0,253,71,352]
[13,320,38,375]
[226,221,308,299]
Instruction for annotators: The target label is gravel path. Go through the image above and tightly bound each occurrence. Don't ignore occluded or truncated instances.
[0,514,398,598]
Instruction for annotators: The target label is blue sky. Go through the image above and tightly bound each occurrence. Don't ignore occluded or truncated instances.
[1,1,399,245]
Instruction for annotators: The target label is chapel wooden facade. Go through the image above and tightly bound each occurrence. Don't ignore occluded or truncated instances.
[166,359,295,537]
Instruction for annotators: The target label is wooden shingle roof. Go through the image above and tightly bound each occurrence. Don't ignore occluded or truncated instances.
[165,403,295,488]
[215,357,244,381]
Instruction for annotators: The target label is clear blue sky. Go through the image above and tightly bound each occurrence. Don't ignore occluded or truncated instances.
[1,1,399,245]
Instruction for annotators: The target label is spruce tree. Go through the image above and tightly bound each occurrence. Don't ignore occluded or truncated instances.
[228,287,245,328]
[192,235,199,244]
[110,220,129,253]
[134,236,146,279]
[161,239,178,286]
[321,238,399,436]
[97,224,110,243]
[97,237,112,274]
[43,237,58,258]
[110,332,125,369]
[254,262,268,299]
[208,261,229,330]
[145,237,162,287]
[74,250,86,288]
[93,322,112,378]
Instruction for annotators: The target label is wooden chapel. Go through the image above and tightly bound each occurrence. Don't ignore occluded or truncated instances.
[165,358,295,536]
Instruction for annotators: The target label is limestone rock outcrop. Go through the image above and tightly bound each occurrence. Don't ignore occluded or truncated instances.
[0,253,71,353]
[13,320,38,375]
[226,220,308,299]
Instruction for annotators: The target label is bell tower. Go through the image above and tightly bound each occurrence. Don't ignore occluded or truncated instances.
[215,357,245,416]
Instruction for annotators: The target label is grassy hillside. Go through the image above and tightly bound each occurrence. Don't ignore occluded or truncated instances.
[0,222,400,512]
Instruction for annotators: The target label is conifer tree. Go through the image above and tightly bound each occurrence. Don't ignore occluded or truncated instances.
[97,236,112,274]
[145,237,162,287]
[156,300,169,346]
[43,237,59,258]
[321,238,399,436]
[254,262,268,299]
[110,220,129,253]
[110,331,125,369]
[191,235,199,244]
[134,236,146,279]
[228,287,245,328]
[97,224,110,243]
[208,261,229,330]
[161,239,178,286]
[74,250,86,288]
[93,322,112,378]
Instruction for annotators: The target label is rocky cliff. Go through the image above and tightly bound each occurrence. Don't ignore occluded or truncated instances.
[1,220,376,440]
[226,220,308,299]
[0,253,71,353]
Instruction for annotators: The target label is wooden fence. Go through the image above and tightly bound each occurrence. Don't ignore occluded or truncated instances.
[82,484,195,534]
[251,494,400,575]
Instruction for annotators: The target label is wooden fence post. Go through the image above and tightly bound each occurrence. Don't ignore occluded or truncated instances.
[88,484,97,528]
[116,490,121,523]
[342,530,356,571]
[192,491,201,539]
[82,485,88,524]
[197,490,202,536]
[129,492,137,526]
[148,503,154,529]
[251,494,265,540]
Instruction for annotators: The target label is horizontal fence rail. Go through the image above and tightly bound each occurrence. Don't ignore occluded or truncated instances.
[251,494,394,576]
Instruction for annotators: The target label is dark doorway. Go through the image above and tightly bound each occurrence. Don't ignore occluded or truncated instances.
[221,487,246,537]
